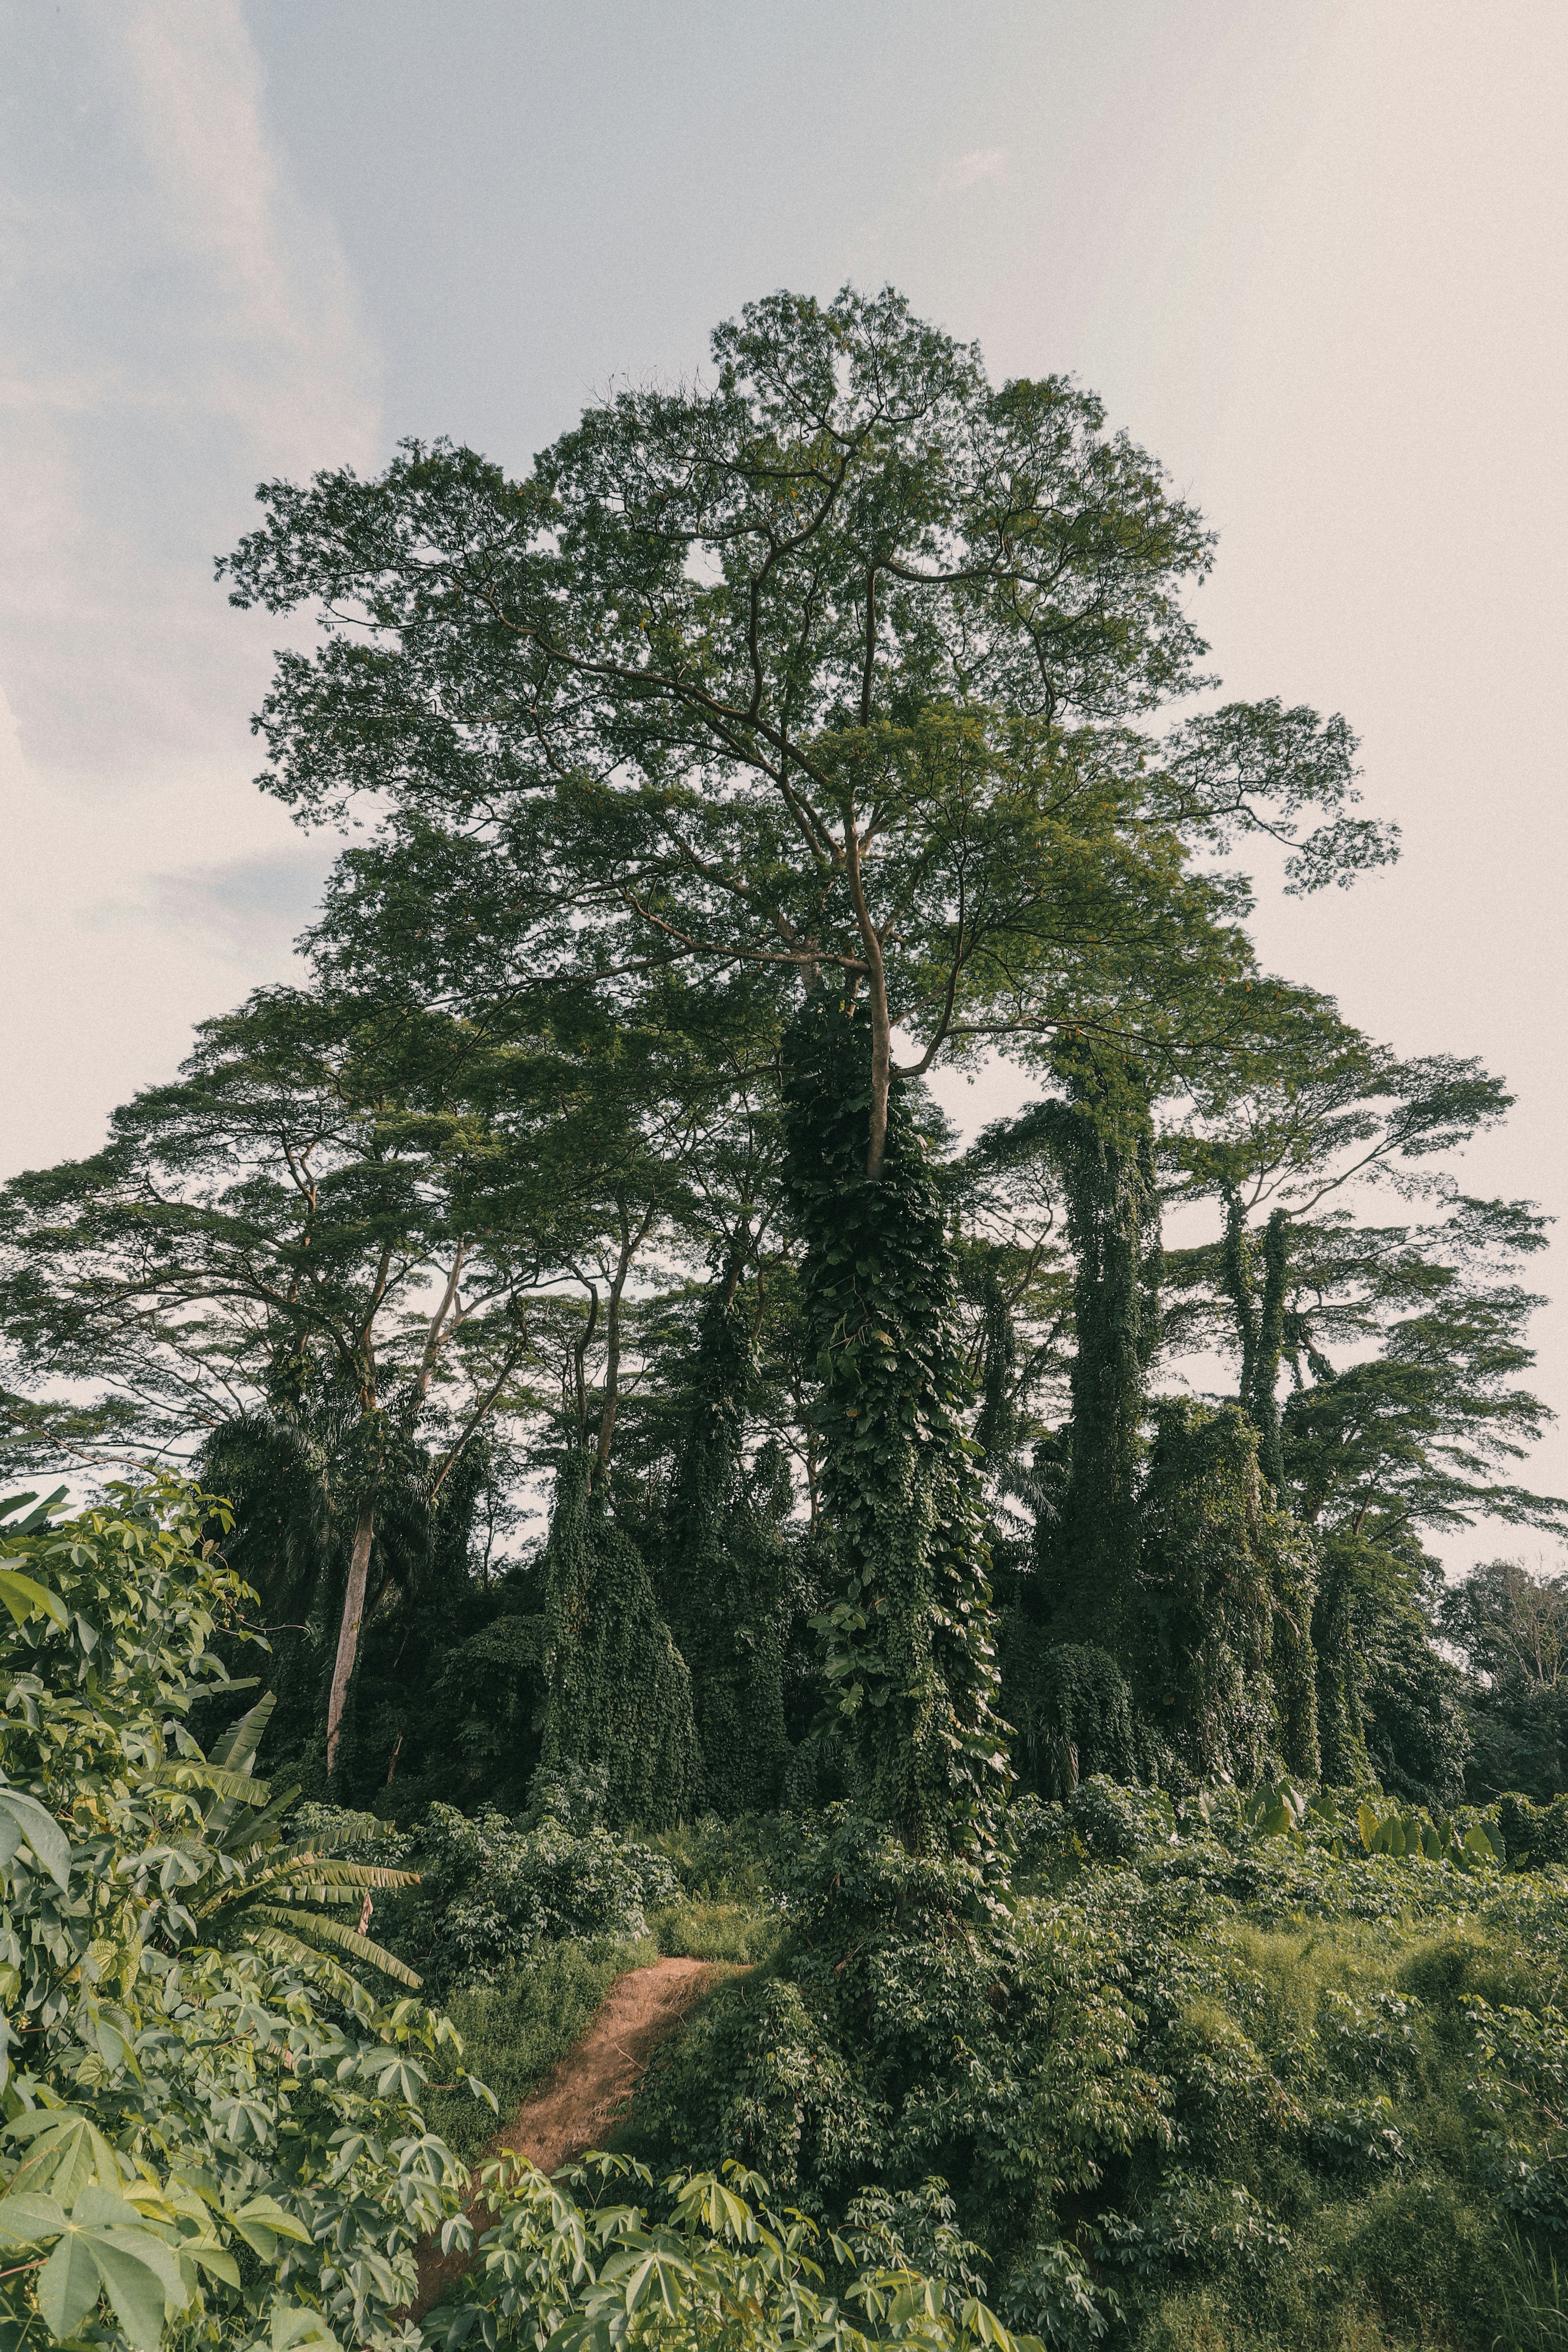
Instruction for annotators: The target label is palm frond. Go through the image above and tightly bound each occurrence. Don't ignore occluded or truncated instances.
[214,1785,302,1857]
[244,1905,422,1988]
[152,1761,273,1806]
[209,1690,277,1777]
[206,1853,417,1902]
[241,1925,373,2008]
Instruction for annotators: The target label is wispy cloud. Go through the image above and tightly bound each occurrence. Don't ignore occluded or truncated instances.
[123,0,379,477]
[0,0,380,1171]
[939,147,1009,194]
[0,0,380,773]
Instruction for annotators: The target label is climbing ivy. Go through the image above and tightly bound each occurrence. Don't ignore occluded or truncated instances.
[1312,1533,1371,1785]
[1136,1400,1319,1784]
[997,1626,1150,1797]
[539,1455,699,1828]
[661,1283,793,1816]
[780,991,1008,1864]
[1035,1046,1163,1652]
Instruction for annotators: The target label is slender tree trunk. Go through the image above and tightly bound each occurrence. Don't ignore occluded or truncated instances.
[841,789,893,1180]
[1249,1209,1290,1492]
[595,1202,656,1476]
[326,1497,374,1779]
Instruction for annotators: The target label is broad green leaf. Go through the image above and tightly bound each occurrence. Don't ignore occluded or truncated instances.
[209,1690,276,1777]
[88,2233,183,2350]
[36,2222,101,2339]
[230,2193,311,2245]
[188,2243,242,2289]
[0,1789,70,1892]
[0,2192,67,2246]
[5,2108,121,2206]
[270,2304,340,2351]
[1357,1802,1380,1851]
[0,1570,68,1630]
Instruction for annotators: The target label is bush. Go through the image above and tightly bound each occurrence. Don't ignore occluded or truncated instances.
[0,1477,477,2352]
[412,1780,679,1989]
[1068,1774,1177,1861]
[1500,1789,1568,1865]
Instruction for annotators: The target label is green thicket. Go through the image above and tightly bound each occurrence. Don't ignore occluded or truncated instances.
[537,1456,699,1828]
[659,1282,792,1814]
[621,1788,1568,2352]
[781,990,1007,1864]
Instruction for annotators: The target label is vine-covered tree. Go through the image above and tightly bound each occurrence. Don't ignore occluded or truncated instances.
[218,284,1391,1850]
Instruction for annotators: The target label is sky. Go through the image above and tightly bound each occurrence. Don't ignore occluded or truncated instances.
[1,0,1565,1564]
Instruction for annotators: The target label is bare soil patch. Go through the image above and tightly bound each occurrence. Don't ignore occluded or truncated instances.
[414,1956,736,2316]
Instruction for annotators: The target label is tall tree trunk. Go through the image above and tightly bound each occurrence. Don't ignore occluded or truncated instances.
[780,988,1007,1859]
[326,1497,374,1778]
[594,1202,655,1478]
[1248,1209,1290,1493]
[1044,1046,1159,1654]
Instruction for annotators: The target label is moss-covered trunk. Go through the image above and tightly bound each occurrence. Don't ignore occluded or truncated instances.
[661,1283,792,1814]
[780,990,1007,1865]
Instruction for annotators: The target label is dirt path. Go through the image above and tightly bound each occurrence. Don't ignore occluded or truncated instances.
[414,1957,733,2317]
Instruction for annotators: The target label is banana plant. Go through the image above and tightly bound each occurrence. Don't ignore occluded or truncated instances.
[164,1693,423,1992]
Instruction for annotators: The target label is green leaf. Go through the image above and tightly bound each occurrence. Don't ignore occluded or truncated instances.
[270,2305,340,2351]
[227,2193,312,2261]
[0,2192,68,2246]
[88,2233,182,2351]
[0,1789,70,1892]
[36,2223,101,2339]
[1357,1802,1380,1851]
[0,1570,68,1630]
[4,2108,121,2206]
[188,2244,242,2289]
[209,1690,276,1777]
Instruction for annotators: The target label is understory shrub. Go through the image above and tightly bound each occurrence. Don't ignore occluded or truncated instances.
[400,1768,680,1991]
[0,1479,482,2352]
[620,1785,1568,2350]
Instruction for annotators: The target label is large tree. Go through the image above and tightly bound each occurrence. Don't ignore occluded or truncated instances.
[219,284,1393,1846]
[0,984,580,1775]
[1163,1038,1565,1783]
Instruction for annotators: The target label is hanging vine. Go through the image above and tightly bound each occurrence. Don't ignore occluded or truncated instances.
[539,1454,699,1828]
[1136,1399,1319,1785]
[662,1281,792,1815]
[1037,1043,1163,1654]
[780,990,1008,1865]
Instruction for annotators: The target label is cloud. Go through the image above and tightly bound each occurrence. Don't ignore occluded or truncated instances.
[0,2,379,1175]
[122,0,379,477]
[939,147,1009,193]
[0,0,381,774]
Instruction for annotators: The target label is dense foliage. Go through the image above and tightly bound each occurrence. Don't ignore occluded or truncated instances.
[3,283,1566,2351]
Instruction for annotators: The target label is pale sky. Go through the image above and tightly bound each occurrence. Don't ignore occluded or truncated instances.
[2,0,1565,1564]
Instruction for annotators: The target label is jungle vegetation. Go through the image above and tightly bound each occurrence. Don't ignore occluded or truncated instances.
[2,286,1566,2352]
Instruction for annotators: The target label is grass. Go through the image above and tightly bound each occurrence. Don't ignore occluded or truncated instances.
[421,1931,656,2161]
[649,1897,784,1965]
